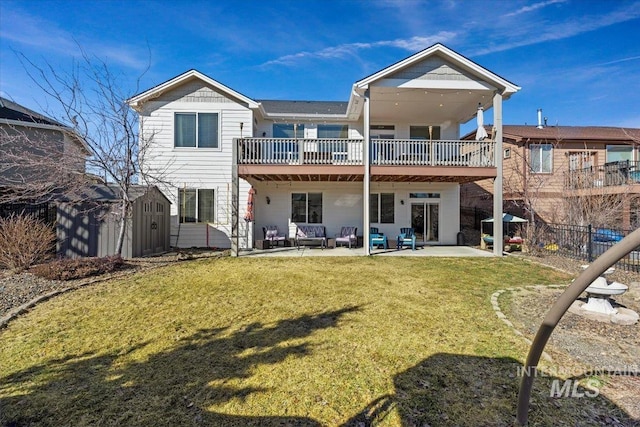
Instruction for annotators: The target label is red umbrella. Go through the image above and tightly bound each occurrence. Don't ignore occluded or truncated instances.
[243,187,255,222]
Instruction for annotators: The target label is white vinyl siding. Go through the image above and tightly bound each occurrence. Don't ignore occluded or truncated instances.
[140,92,253,248]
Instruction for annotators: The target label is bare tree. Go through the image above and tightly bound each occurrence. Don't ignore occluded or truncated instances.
[0,105,91,204]
[13,47,163,256]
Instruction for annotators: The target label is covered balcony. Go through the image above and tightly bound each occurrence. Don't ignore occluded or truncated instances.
[236,137,496,183]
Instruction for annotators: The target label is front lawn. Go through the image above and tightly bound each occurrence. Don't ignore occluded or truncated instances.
[0,257,633,426]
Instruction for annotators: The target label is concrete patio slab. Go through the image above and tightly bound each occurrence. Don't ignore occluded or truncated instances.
[240,245,495,258]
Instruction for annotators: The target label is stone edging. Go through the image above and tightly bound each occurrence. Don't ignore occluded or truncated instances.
[490,284,568,363]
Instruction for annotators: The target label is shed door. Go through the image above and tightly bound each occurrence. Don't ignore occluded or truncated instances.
[141,199,165,256]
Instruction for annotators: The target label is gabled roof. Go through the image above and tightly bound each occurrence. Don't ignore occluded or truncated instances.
[0,96,91,155]
[0,96,63,127]
[462,125,640,142]
[128,70,259,109]
[354,43,520,98]
[65,184,171,203]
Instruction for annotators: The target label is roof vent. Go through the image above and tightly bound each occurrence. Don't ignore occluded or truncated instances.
[537,109,544,129]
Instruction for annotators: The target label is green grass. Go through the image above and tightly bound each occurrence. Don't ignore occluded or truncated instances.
[0,257,633,426]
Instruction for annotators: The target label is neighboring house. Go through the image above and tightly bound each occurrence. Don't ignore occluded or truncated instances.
[461,125,640,229]
[128,43,520,254]
[57,184,171,258]
[0,96,90,199]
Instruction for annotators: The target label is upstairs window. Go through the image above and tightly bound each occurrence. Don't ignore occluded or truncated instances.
[530,144,553,173]
[273,123,304,138]
[409,126,441,140]
[175,113,219,148]
[606,145,633,163]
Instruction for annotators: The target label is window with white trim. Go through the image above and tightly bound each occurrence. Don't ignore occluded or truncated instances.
[291,193,322,223]
[179,188,215,223]
[174,113,219,148]
[530,144,553,173]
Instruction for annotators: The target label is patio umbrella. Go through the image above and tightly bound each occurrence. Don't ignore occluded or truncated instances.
[243,187,255,222]
[481,213,528,223]
[475,105,488,141]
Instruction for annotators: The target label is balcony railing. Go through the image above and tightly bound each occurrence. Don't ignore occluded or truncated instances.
[564,160,640,190]
[238,138,495,167]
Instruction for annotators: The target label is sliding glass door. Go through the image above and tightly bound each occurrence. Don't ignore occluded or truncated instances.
[411,202,439,243]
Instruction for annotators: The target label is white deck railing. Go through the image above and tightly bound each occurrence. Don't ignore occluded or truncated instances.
[238,138,495,167]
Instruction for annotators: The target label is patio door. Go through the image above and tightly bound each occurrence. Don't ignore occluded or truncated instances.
[411,202,439,243]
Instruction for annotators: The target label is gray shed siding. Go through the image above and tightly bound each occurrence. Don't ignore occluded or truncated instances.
[56,187,170,258]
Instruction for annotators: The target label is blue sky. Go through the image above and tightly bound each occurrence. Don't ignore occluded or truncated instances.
[1,0,639,134]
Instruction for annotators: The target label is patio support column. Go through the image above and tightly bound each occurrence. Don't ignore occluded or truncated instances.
[363,89,371,255]
[492,92,504,255]
[231,137,240,256]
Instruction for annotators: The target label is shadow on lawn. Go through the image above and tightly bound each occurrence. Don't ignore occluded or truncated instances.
[1,306,360,426]
[344,353,638,427]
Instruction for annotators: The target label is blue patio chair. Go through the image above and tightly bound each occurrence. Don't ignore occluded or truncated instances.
[396,227,416,251]
[370,227,388,250]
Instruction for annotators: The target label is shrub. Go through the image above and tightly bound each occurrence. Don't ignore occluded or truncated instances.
[0,215,56,270]
[31,255,127,281]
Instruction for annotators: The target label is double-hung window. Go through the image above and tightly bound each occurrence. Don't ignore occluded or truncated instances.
[179,188,215,223]
[370,193,394,224]
[530,144,553,173]
[291,193,322,223]
[175,113,219,148]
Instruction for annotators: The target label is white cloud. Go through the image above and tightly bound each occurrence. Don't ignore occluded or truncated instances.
[503,0,568,18]
[475,2,640,56]
[260,32,457,67]
[0,9,148,70]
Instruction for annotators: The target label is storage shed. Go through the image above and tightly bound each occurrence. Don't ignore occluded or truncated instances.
[57,185,171,258]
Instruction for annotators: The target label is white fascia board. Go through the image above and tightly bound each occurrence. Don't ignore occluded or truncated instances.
[373,79,496,91]
[355,43,520,96]
[260,112,352,122]
[128,70,259,109]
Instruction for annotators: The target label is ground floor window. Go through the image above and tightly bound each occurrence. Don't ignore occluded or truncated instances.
[370,193,394,223]
[179,188,215,223]
[292,192,322,223]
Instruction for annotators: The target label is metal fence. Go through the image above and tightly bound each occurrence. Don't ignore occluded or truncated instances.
[0,202,56,226]
[539,223,640,272]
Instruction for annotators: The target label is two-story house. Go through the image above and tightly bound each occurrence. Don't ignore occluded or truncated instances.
[461,125,640,229]
[128,43,520,255]
[0,96,89,205]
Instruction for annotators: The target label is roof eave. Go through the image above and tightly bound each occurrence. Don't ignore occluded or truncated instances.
[128,70,259,110]
[354,43,520,96]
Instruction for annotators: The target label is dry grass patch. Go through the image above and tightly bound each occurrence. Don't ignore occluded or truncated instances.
[0,257,634,426]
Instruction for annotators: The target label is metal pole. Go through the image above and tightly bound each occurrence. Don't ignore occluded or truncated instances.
[363,89,371,255]
[231,138,239,256]
[492,93,504,255]
[516,227,640,425]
